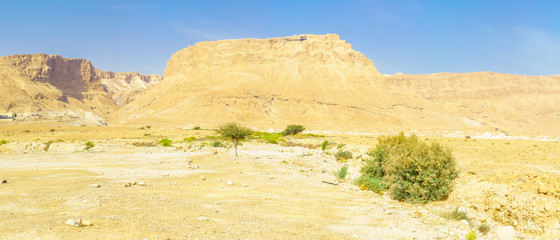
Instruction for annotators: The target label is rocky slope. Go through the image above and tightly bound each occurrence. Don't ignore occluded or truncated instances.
[112,34,560,137]
[0,54,161,125]
[96,70,162,106]
[113,34,441,131]
[383,72,560,136]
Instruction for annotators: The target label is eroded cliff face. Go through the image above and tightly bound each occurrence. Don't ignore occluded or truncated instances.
[0,54,161,125]
[112,34,440,131]
[383,72,560,135]
[113,34,560,136]
[96,70,162,106]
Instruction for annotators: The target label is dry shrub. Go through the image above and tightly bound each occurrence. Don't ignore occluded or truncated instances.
[359,132,458,203]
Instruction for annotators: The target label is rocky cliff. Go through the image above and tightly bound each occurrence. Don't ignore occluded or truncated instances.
[0,54,161,125]
[112,34,560,136]
[112,34,397,129]
[96,70,162,106]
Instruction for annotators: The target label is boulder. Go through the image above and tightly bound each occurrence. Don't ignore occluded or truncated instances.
[496,226,516,240]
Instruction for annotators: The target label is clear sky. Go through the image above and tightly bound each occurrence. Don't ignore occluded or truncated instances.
[1,0,559,75]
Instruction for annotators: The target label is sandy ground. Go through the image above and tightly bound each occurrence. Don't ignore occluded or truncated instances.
[1,125,559,239]
[1,144,477,240]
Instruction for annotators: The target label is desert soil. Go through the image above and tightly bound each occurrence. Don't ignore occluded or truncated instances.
[0,126,559,239]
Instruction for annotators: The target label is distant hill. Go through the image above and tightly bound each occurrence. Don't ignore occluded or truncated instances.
[110,34,560,136]
[0,54,161,125]
[2,36,558,137]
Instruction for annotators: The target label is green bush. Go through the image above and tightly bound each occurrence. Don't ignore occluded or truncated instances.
[253,132,285,144]
[85,141,95,149]
[358,132,458,203]
[335,150,353,161]
[158,138,173,147]
[212,141,225,147]
[465,230,477,240]
[193,126,201,130]
[439,207,469,221]
[353,175,385,193]
[282,125,305,136]
[321,140,329,151]
[184,136,197,142]
[337,165,348,179]
[0,139,6,145]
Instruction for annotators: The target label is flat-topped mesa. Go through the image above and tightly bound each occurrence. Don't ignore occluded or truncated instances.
[112,34,393,128]
[163,34,383,92]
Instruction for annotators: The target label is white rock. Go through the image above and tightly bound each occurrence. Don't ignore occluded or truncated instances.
[66,218,82,227]
[459,219,470,226]
[200,175,206,180]
[217,178,222,181]
[194,183,199,186]
[227,181,233,185]
[197,216,208,221]
[242,184,248,187]
[91,183,100,188]
[138,181,146,186]
[496,226,516,240]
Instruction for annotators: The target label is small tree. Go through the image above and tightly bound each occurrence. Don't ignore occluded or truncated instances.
[282,125,305,136]
[216,122,252,157]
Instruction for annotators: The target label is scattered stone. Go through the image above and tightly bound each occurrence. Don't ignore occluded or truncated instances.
[200,175,206,180]
[163,173,170,177]
[81,220,93,226]
[480,217,486,223]
[459,219,470,226]
[194,183,199,186]
[538,181,548,194]
[217,178,222,181]
[131,181,137,185]
[124,183,132,187]
[197,216,208,221]
[496,226,516,240]
[544,202,552,212]
[66,218,82,227]
[227,181,233,185]
[269,176,274,179]
[1,180,7,184]
[242,184,248,187]
[239,172,243,174]
[91,183,101,188]
[138,181,146,186]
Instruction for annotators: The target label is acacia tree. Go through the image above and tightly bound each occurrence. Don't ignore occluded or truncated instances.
[216,122,253,157]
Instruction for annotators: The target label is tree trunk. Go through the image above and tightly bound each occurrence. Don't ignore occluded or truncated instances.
[234,140,238,157]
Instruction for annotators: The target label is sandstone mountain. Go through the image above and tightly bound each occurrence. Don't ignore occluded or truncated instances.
[112,34,560,137]
[0,54,161,125]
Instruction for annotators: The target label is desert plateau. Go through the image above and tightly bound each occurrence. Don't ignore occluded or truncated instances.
[1,1,560,239]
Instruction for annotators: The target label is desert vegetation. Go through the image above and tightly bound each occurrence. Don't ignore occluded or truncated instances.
[216,122,252,157]
[282,124,305,136]
[357,132,458,203]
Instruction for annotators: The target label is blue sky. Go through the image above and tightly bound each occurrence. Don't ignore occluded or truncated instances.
[0,0,558,75]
